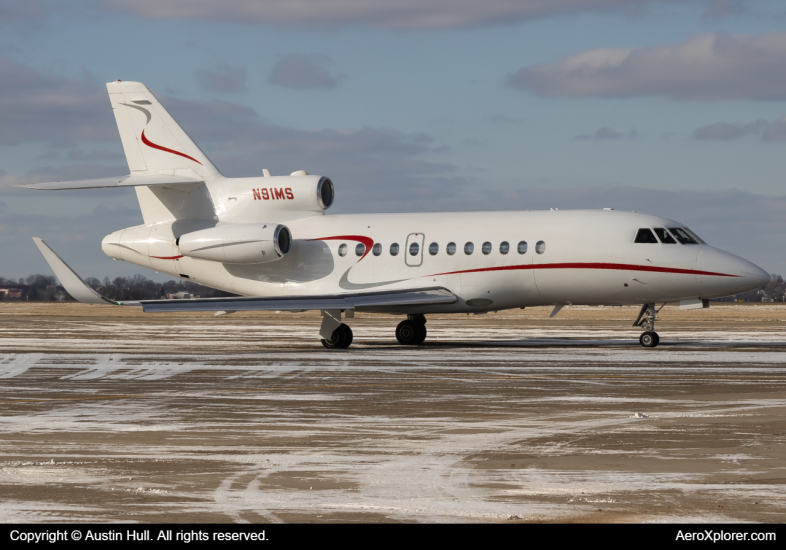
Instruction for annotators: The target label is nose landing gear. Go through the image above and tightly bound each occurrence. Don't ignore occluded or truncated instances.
[633,303,664,348]
[396,314,427,345]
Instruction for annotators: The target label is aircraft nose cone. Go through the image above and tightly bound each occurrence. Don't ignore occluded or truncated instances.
[697,247,769,298]
[741,262,771,287]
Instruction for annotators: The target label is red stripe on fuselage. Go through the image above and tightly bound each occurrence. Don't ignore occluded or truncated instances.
[313,235,374,261]
[151,255,184,260]
[141,130,203,166]
[430,262,739,278]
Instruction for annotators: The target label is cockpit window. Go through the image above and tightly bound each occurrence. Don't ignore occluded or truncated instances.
[634,228,658,243]
[667,227,699,245]
[653,228,676,244]
[683,227,706,245]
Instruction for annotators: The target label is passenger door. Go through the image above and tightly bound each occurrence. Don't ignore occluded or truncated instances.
[405,233,425,267]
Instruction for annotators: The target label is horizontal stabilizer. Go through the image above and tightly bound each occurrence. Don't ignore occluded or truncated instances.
[130,288,457,313]
[19,173,203,190]
[32,238,115,305]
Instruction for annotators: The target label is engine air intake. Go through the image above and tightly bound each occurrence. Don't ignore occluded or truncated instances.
[317,177,334,210]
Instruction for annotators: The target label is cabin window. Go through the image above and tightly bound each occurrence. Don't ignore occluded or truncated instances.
[372,243,382,256]
[482,242,492,255]
[429,242,439,255]
[338,243,348,257]
[653,228,676,244]
[464,242,474,255]
[409,242,420,256]
[634,228,658,243]
[390,243,400,256]
[447,242,456,255]
[536,241,546,254]
[500,241,509,255]
[355,243,366,257]
[667,227,699,245]
[517,241,527,254]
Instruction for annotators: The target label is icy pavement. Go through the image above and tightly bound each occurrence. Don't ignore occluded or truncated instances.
[1,310,785,522]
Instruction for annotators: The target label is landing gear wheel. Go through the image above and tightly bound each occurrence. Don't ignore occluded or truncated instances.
[414,324,427,345]
[340,323,353,348]
[639,331,659,348]
[396,320,422,345]
[321,323,353,349]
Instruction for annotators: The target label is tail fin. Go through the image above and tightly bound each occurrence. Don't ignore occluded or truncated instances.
[106,80,221,182]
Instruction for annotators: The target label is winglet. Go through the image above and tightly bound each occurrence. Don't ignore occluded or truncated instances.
[32,238,116,305]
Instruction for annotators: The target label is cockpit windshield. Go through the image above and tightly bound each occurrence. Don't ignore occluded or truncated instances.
[653,228,676,244]
[634,228,658,243]
[667,227,701,245]
[683,227,706,244]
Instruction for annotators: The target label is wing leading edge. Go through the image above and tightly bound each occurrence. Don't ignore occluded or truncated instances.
[32,238,457,312]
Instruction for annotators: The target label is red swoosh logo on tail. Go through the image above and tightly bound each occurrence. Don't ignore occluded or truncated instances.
[141,130,202,166]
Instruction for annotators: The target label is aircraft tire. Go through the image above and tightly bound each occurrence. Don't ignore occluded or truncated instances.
[414,324,427,345]
[409,314,427,326]
[396,320,420,345]
[321,323,353,349]
[339,323,353,348]
[639,331,659,348]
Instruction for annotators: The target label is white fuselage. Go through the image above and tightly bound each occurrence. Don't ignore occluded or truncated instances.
[102,204,769,313]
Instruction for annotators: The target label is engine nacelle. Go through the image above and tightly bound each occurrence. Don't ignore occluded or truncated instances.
[246,175,333,211]
[220,174,334,224]
[178,223,292,264]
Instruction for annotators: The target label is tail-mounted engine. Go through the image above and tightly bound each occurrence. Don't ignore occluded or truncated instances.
[222,174,334,223]
[178,223,291,264]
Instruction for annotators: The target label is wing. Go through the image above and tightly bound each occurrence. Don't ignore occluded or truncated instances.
[130,288,456,313]
[32,238,457,312]
[19,173,202,190]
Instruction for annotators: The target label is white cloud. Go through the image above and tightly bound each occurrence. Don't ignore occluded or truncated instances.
[508,32,786,100]
[763,117,786,141]
[694,119,768,140]
[0,56,115,146]
[97,0,710,30]
[268,54,345,90]
[574,127,638,140]
[693,115,786,140]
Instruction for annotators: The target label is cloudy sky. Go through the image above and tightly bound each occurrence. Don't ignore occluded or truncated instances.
[2,0,786,281]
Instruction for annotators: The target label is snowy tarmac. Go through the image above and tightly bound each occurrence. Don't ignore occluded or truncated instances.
[1,302,785,523]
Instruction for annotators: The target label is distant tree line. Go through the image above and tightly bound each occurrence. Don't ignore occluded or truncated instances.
[713,274,785,303]
[0,274,236,301]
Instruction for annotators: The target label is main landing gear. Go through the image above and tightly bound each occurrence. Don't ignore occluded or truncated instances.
[396,314,427,346]
[633,303,664,348]
[321,323,353,349]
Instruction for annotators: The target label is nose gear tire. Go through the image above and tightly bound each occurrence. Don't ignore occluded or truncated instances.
[639,331,659,348]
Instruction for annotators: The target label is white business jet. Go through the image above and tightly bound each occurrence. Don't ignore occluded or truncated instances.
[23,81,769,349]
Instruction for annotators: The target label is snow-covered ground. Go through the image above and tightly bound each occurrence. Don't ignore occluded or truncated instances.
[1,319,785,522]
